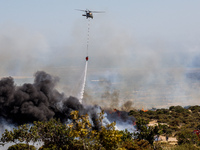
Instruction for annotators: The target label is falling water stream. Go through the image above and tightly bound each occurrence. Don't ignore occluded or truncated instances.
[78,61,88,103]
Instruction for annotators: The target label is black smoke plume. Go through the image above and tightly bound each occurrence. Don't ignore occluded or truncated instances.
[106,109,135,125]
[0,71,101,129]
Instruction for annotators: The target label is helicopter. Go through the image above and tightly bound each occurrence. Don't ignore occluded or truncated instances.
[76,9,105,19]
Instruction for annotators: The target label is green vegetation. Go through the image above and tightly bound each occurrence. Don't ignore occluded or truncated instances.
[171,143,200,150]
[134,118,163,145]
[129,105,200,149]
[1,110,143,150]
[7,143,36,150]
[129,105,200,132]
[1,105,200,149]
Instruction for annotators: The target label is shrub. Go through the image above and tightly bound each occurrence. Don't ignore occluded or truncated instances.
[156,108,169,114]
[176,129,199,145]
[188,105,200,113]
[8,143,36,150]
[134,118,163,145]
[169,106,185,113]
[172,143,200,150]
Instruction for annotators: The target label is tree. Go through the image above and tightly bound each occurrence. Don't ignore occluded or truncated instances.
[1,124,38,149]
[0,110,123,150]
[1,111,94,150]
[169,106,185,113]
[33,118,73,149]
[98,122,122,150]
[134,118,163,145]
[176,129,199,145]
[120,129,134,142]
[7,143,36,150]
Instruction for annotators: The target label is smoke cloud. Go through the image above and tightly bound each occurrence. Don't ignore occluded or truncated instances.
[0,71,104,130]
[78,19,200,109]
[1,19,200,111]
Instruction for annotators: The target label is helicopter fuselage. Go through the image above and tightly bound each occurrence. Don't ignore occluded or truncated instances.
[82,12,93,19]
[76,9,104,19]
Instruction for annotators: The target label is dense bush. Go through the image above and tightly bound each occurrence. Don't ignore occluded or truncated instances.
[176,129,199,145]
[8,143,36,150]
[169,106,185,113]
[2,105,200,149]
[134,118,163,145]
[128,105,200,149]
[188,105,200,113]
[172,143,200,150]
[129,105,200,135]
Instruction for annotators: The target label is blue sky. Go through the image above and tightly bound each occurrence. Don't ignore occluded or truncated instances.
[1,0,200,44]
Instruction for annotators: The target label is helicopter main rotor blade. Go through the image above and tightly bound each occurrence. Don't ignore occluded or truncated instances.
[75,9,87,12]
[91,11,105,13]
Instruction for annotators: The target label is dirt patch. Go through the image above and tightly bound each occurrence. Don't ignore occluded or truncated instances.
[159,135,177,145]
